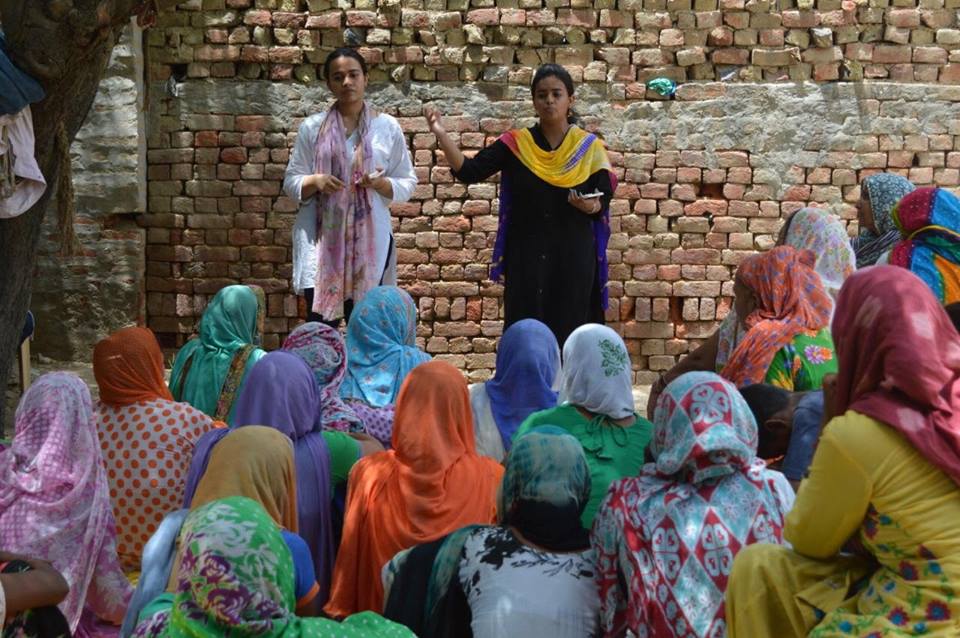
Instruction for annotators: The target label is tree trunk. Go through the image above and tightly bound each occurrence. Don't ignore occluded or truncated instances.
[0,0,142,423]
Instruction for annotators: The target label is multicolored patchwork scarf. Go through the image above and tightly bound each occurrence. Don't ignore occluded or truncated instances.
[312,103,379,320]
[889,187,960,305]
[496,126,617,308]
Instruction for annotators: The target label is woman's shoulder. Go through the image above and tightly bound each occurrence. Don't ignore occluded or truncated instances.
[300,112,327,130]
[371,112,403,135]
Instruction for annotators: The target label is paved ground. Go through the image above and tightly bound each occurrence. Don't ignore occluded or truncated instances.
[4,358,652,437]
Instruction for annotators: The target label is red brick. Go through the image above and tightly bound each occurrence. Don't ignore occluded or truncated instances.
[466,9,499,25]
[873,45,912,64]
[305,12,341,28]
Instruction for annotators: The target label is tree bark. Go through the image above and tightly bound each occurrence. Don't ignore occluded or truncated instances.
[0,0,142,423]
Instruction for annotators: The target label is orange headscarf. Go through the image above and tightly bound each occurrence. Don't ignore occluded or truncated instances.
[721,245,832,387]
[325,360,504,617]
[93,326,174,406]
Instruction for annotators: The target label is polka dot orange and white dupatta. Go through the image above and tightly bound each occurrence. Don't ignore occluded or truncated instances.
[0,373,132,633]
[98,398,219,569]
[93,325,220,570]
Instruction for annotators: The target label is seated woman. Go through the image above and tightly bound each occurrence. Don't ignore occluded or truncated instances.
[650,207,854,413]
[168,284,266,422]
[592,371,794,638]
[852,172,916,268]
[183,351,366,605]
[739,383,824,488]
[283,322,390,454]
[339,286,430,438]
[0,373,132,637]
[133,427,320,623]
[721,245,836,390]
[469,318,561,462]
[326,360,504,617]
[132,496,416,637]
[398,428,599,638]
[726,266,960,637]
[0,553,71,637]
[93,326,222,571]
[514,324,653,528]
[886,186,960,304]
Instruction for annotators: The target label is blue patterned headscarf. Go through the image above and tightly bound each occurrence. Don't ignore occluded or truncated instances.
[339,286,431,408]
[853,173,915,268]
[485,320,561,450]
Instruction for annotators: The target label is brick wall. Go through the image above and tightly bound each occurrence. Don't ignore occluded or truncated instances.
[143,1,960,382]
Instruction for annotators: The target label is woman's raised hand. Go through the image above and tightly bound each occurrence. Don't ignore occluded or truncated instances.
[424,107,447,137]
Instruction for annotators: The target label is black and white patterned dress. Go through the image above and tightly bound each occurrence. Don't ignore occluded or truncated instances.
[457,526,601,638]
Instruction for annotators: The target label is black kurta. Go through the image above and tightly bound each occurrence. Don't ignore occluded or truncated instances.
[452,126,614,349]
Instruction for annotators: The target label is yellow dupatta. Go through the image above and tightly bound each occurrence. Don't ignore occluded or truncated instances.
[498,126,612,188]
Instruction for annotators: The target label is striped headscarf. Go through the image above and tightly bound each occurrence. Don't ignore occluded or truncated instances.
[889,187,960,305]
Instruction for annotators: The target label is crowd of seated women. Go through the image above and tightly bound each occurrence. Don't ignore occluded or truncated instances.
[2,175,960,638]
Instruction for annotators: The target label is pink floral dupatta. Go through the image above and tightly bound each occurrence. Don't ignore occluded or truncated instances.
[312,103,379,320]
[0,373,131,633]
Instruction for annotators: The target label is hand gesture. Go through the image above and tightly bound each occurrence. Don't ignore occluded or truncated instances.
[424,107,446,137]
[315,173,344,195]
[568,190,601,215]
[357,167,385,190]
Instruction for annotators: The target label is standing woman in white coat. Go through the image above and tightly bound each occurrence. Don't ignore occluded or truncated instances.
[284,48,418,326]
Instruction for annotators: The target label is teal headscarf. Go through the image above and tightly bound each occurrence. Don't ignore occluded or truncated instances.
[131,497,415,638]
[169,285,266,422]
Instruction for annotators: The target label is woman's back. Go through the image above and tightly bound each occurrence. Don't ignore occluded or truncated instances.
[458,526,598,638]
[518,404,651,527]
[787,412,960,635]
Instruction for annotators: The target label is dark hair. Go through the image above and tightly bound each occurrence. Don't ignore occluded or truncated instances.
[531,64,578,125]
[323,48,368,80]
[739,383,791,429]
[946,302,960,334]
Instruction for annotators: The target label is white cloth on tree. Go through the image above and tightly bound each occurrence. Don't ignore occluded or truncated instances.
[0,105,46,219]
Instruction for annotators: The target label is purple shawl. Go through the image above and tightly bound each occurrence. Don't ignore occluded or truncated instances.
[485,319,561,449]
[182,351,334,604]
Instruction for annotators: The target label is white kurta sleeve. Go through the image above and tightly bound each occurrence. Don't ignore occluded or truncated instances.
[383,119,417,203]
[283,117,319,204]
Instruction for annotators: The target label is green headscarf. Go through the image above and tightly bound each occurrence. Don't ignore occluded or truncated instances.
[169,285,266,422]
[132,496,415,637]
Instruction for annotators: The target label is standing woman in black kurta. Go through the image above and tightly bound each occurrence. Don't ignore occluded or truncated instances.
[425,64,617,348]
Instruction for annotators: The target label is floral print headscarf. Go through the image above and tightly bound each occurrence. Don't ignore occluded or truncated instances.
[132,496,415,637]
[283,322,363,433]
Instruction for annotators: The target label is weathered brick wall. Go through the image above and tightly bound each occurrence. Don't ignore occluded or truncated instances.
[32,24,147,362]
[143,1,960,382]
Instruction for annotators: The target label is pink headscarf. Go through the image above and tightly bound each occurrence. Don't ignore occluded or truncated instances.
[832,266,960,485]
[282,321,362,433]
[0,372,132,632]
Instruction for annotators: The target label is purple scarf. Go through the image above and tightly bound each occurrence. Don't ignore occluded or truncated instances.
[312,103,379,320]
[182,351,334,605]
[485,319,561,449]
